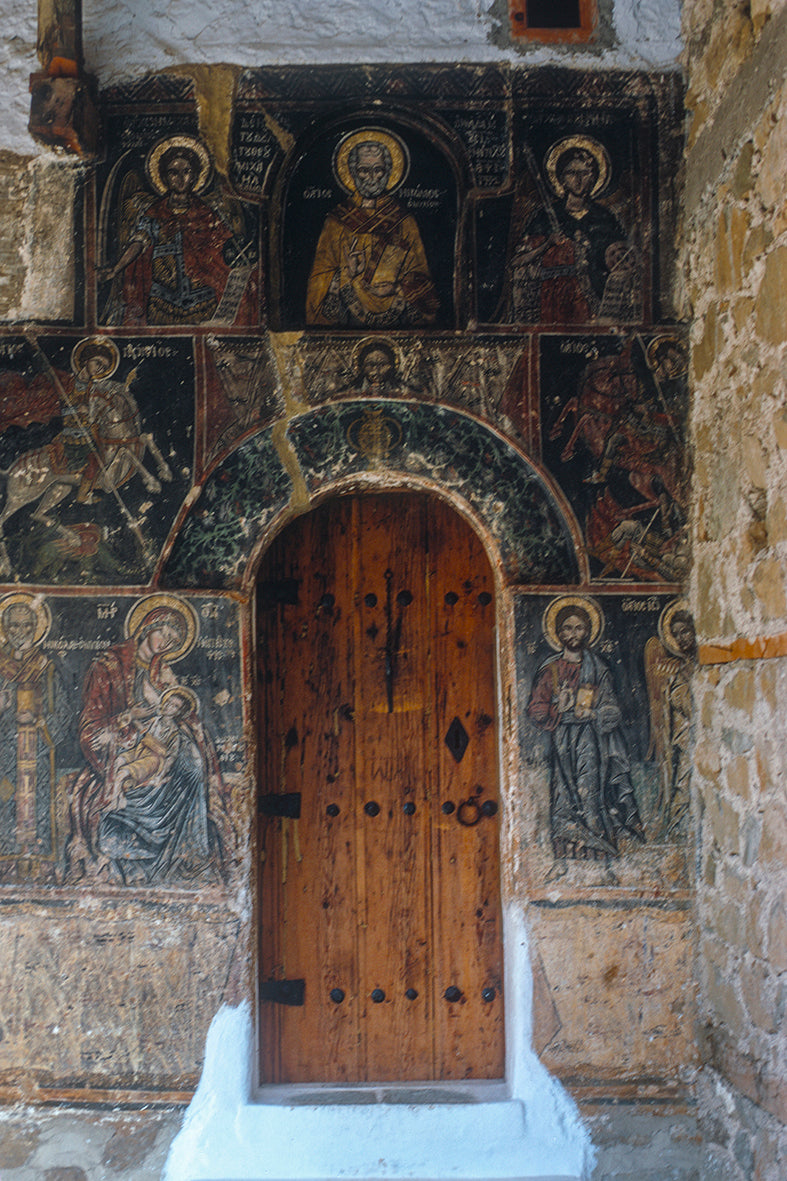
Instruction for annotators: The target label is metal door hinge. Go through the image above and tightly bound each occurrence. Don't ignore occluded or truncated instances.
[259,978,306,1006]
[259,792,302,818]
[258,578,300,607]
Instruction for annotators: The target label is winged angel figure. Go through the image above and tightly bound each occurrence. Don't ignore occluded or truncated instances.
[98,134,258,328]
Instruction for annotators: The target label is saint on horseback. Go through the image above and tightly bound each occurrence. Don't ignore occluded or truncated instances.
[0,337,172,576]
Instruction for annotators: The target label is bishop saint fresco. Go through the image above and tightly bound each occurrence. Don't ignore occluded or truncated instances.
[306,129,439,329]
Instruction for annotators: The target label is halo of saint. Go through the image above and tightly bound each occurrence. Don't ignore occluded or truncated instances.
[658,597,691,658]
[333,127,409,196]
[544,135,611,200]
[645,334,689,378]
[542,594,604,651]
[146,134,213,196]
[124,593,199,663]
[350,336,403,375]
[0,591,52,646]
[71,336,121,380]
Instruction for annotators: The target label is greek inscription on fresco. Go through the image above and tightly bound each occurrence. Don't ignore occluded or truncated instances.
[442,109,510,189]
[231,110,279,196]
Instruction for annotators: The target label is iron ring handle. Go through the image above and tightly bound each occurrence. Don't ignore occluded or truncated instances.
[456,798,482,827]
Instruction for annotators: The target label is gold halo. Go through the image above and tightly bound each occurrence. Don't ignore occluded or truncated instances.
[160,685,199,713]
[146,134,212,197]
[645,334,688,378]
[544,136,611,200]
[71,336,120,380]
[658,598,693,658]
[0,592,52,647]
[542,595,604,652]
[351,336,402,375]
[125,594,199,663]
[333,128,409,196]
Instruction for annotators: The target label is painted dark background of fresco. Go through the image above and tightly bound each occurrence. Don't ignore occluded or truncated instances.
[0,336,194,585]
[0,69,684,595]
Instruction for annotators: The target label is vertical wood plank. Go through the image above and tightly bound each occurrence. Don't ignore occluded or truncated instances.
[354,496,433,1080]
[258,501,360,1082]
[428,502,505,1079]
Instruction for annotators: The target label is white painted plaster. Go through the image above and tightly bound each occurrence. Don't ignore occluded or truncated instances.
[612,0,683,68]
[79,0,682,80]
[164,908,594,1181]
[0,1,39,155]
[0,0,682,155]
[12,156,79,320]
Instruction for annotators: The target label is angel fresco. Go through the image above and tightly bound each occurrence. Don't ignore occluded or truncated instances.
[644,600,696,837]
[504,136,640,326]
[306,129,439,329]
[66,595,230,887]
[0,337,172,579]
[526,596,645,866]
[98,134,259,328]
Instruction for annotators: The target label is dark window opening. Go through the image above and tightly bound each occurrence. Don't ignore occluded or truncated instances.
[509,0,597,42]
[526,0,581,27]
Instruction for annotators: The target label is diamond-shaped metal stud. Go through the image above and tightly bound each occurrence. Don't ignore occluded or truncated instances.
[445,716,469,763]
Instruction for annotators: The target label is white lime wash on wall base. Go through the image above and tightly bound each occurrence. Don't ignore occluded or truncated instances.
[164,907,593,1181]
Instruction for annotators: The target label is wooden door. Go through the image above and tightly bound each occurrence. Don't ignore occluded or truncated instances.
[257,493,504,1083]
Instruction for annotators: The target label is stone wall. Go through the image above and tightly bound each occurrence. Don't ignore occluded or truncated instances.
[681,2,787,1177]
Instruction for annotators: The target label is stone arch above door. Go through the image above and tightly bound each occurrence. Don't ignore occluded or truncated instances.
[160,399,585,590]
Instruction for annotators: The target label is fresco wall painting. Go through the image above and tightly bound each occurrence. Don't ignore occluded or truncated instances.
[0,65,692,1099]
[0,591,244,890]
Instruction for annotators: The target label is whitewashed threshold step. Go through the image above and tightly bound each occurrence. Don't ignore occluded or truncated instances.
[164,1003,592,1181]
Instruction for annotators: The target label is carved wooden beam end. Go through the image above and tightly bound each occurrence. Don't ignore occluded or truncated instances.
[29,0,99,157]
[29,71,99,157]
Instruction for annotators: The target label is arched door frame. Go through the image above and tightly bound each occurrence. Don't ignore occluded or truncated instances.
[246,470,559,1096]
[158,401,585,1095]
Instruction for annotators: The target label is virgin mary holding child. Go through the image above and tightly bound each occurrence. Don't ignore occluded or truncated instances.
[67,595,229,886]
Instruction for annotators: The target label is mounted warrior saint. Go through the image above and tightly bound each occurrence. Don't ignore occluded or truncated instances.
[0,336,172,576]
